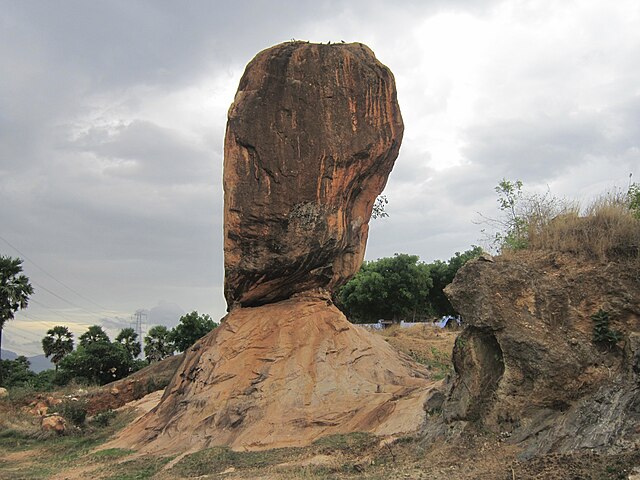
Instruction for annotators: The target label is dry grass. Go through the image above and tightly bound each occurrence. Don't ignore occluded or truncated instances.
[501,190,640,264]
[509,191,640,263]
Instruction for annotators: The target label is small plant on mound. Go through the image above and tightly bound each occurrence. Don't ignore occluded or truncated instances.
[53,398,88,427]
[91,409,116,428]
[591,309,621,348]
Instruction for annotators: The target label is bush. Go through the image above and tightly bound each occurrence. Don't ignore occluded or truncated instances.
[91,410,116,428]
[53,399,88,427]
[0,357,36,389]
[59,341,133,385]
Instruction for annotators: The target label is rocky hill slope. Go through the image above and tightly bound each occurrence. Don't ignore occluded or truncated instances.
[442,252,640,459]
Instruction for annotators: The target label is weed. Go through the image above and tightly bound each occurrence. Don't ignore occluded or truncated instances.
[101,456,172,480]
[313,432,377,454]
[91,447,135,460]
[591,309,621,347]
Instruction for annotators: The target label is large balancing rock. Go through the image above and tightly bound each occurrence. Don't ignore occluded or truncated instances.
[224,41,404,307]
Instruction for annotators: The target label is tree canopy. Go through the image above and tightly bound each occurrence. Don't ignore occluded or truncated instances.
[42,325,74,371]
[79,325,110,347]
[0,255,33,383]
[170,311,218,352]
[59,341,133,385]
[337,254,432,322]
[144,326,175,362]
[58,325,138,385]
[115,327,142,359]
[336,248,482,322]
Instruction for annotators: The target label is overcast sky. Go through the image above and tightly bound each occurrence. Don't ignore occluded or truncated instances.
[2,0,639,355]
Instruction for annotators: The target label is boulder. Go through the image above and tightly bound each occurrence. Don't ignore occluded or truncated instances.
[0,387,7,399]
[108,292,430,454]
[224,41,403,308]
[443,252,640,457]
[32,401,48,416]
[42,415,66,434]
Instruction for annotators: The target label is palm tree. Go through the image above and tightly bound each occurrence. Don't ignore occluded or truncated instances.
[115,327,141,359]
[144,326,175,363]
[42,326,74,372]
[0,256,34,384]
[79,325,110,346]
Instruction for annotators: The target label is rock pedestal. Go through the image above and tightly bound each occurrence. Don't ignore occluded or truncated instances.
[110,293,430,454]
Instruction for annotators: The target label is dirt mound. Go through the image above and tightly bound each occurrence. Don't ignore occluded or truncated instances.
[108,292,433,454]
[443,251,640,458]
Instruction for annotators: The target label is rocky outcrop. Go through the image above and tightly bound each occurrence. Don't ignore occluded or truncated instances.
[224,41,403,308]
[443,252,640,458]
[109,293,431,454]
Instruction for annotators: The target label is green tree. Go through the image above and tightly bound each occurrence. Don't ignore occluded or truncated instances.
[115,327,141,359]
[42,325,74,372]
[0,255,34,384]
[59,325,135,385]
[170,311,218,352]
[144,326,175,362]
[59,341,133,385]
[426,246,483,316]
[79,325,110,347]
[628,182,640,219]
[337,254,432,323]
[0,356,36,388]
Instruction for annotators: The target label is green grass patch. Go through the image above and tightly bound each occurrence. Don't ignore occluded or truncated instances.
[91,447,135,460]
[0,408,140,480]
[172,445,301,476]
[100,455,172,480]
[312,432,377,454]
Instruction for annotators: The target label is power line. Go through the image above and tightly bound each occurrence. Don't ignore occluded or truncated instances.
[31,280,106,320]
[29,298,76,323]
[0,234,109,311]
[17,312,61,332]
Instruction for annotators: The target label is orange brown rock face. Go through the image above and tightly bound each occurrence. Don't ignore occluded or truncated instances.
[224,41,403,308]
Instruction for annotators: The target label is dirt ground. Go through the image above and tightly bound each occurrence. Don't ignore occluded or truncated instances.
[1,324,638,480]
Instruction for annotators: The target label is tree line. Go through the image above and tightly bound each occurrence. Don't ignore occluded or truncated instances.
[335,247,482,323]
[1,307,217,390]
